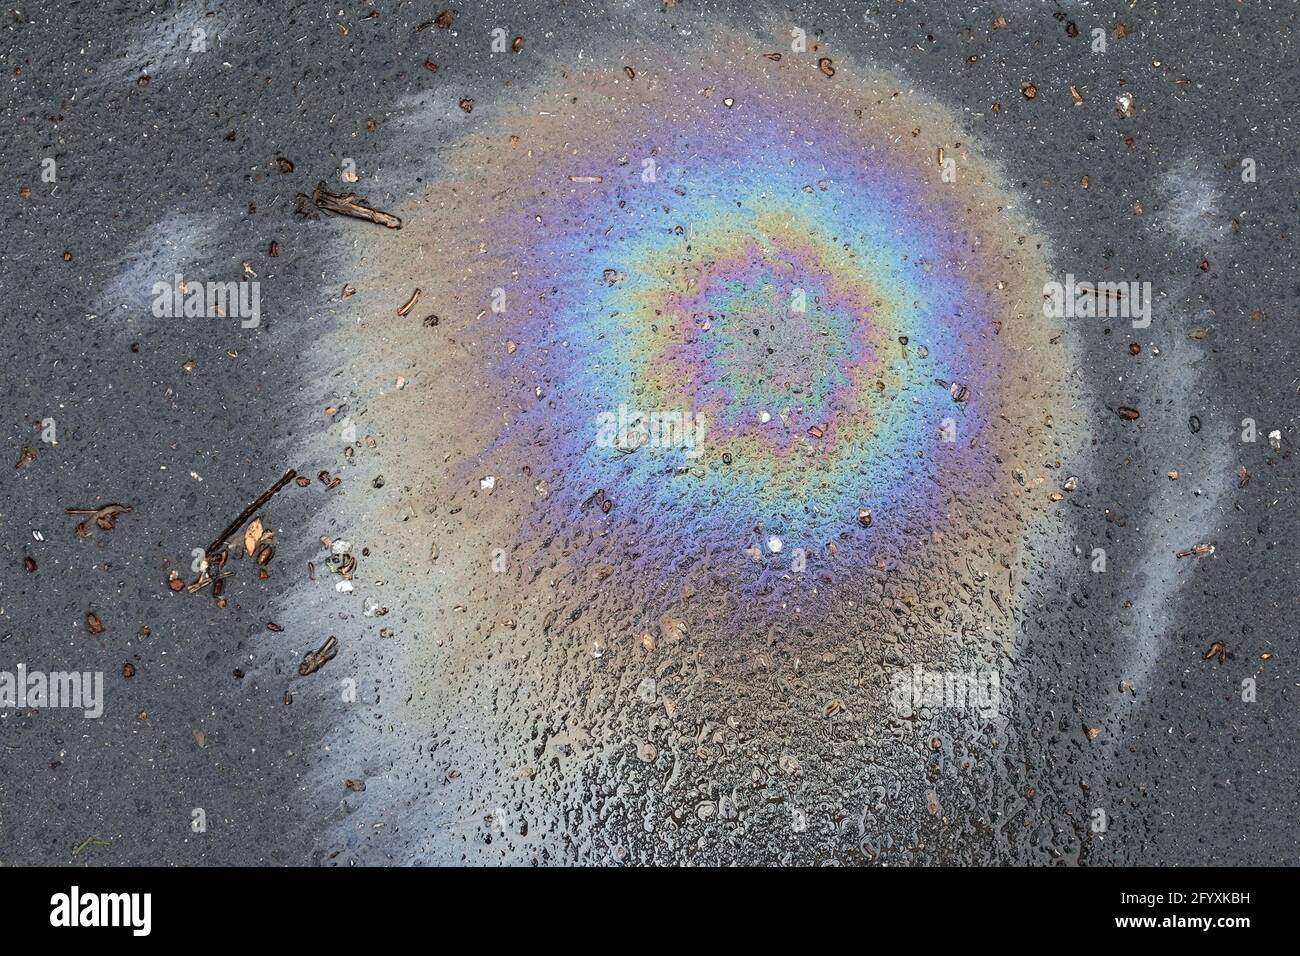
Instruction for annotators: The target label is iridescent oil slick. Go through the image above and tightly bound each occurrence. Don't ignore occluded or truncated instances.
[315,31,1083,863]
[358,35,1070,620]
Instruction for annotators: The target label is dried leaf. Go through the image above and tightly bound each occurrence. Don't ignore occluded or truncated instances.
[244,517,264,557]
[93,504,131,530]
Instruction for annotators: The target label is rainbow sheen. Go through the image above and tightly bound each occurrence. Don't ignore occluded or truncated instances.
[375,42,1066,589]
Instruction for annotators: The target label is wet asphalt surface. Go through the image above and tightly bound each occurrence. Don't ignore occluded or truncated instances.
[1,1,1297,866]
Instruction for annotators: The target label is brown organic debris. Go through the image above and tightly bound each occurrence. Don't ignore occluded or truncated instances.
[397,288,422,316]
[305,183,402,229]
[299,636,339,676]
[65,503,133,532]
[206,469,297,560]
[1176,543,1215,559]
[243,517,265,557]
[1203,641,1227,664]
[185,568,233,595]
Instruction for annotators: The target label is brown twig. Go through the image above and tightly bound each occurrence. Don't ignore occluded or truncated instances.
[299,636,339,676]
[397,288,421,316]
[310,182,402,229]
[206,469,298,557]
